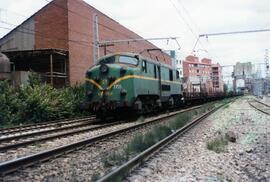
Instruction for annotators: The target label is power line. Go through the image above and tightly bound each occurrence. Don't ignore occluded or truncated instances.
[168,0,198,40]
[176,0,201,33]
[168,0,212,57]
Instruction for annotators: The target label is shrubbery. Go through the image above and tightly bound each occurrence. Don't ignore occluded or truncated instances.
[0,75,88,127]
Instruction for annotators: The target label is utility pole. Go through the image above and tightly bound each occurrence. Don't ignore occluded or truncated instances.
[92,14,99,65]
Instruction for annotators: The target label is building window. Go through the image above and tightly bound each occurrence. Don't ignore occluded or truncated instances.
[197,69,199,73]
[176,70,180,79]
[169,70,173,81]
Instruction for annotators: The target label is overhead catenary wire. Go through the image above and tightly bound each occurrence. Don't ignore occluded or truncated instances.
[168,0,215,59]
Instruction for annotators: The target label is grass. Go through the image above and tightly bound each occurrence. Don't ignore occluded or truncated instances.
[207,136,229,153]
[125,125,172,155]
[103,151,126,167]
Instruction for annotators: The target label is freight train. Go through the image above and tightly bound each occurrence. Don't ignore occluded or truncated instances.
[84,52,229,118]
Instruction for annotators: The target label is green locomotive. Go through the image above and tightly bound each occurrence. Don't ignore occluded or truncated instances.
[85,52,183,118]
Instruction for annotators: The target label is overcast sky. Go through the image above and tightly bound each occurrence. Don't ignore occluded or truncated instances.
[0,0,269,70]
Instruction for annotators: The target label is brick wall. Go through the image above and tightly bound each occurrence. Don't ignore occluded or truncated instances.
[35,0,68,50]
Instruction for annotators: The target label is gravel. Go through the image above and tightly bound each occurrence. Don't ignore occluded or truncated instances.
[127,96,270,182]
[0,122,140,162]
[0,118,95,139]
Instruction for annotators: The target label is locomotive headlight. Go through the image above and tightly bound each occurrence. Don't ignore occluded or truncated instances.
[94,77,100,83]
[86,70,92,78]
[120,67,127,75]
[87,90,93,97]
[100,64,109,73]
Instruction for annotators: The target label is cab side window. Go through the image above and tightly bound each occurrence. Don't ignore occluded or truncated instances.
[154,65,157,78]
[142,60,147,73]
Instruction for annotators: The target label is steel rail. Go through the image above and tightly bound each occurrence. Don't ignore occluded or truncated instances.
[0,116,95,135]
[254,99,270,107]
[0,121,126,152]
[0,106,201,176]
[248,100,270,115]
[98,102,229,182]
[0,118,98,143]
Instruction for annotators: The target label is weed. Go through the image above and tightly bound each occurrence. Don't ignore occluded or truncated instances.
[207,136,228,153]
[103,151,126,167]
[91,172,100,182]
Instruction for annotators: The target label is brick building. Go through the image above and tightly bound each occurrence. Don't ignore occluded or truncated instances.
[183,55,224,93]
[0,0,171,86]
[211,63,224,92]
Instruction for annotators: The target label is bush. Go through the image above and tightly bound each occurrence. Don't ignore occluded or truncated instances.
[0,76,88,127]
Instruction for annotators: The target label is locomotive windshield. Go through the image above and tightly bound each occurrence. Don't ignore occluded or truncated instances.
[118,56,138,65]
[98,55,138,66]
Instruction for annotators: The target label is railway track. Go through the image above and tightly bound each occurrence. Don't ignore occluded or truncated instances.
[0,105,203,176]
[98,101,229,182]
[0,118,98,141]
[0,121,124,152]
[248,99,270,115]
[0,116,95,136]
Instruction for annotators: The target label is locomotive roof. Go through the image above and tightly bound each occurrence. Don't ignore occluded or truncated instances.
[98,52,175,70]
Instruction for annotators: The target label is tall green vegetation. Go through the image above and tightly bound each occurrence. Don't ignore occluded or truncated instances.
[0,75,88,127]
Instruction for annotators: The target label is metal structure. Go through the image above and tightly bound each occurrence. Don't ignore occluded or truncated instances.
[3,49,68,87]
[93,15,181,58]
[99,37,181,46]
[92,14,100,65]
[192,28,270,53]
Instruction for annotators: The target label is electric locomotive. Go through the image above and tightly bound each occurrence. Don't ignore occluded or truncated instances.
[85,52,184,118]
